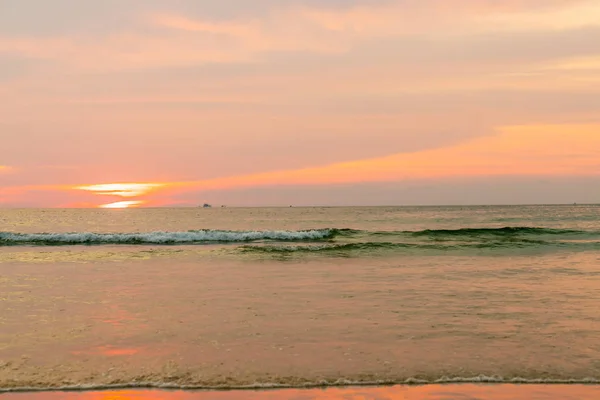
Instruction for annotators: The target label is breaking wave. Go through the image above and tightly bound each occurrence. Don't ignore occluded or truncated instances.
[0,229,337,246]
[1,227,598,250]
[239,240,600,255]
[1,375,599,393]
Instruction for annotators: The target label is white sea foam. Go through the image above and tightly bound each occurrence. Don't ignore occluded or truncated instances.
[0,229,335,245]
[1,375,599,392]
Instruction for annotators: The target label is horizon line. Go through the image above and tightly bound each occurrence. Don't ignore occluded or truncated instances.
[0,203,597,210]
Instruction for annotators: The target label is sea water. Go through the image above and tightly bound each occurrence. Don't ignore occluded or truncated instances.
[1,206,599,394]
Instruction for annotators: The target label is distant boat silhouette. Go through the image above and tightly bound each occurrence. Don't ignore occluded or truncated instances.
[202,203,212,208]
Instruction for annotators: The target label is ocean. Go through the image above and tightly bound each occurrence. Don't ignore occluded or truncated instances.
[1,205,599,399]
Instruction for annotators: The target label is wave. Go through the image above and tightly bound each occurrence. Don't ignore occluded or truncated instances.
[351,226,593,239]
[239,239,600,255]
[408,226,584,237]
[239,242,404,254]
[1,227,598,248]
[2,375,599,392]
[0,229,336,246]
[332,227,596,240]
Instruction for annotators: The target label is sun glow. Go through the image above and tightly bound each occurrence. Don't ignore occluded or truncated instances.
[75,183,165,197]
[99,201,144,209]
[74,183,166,208]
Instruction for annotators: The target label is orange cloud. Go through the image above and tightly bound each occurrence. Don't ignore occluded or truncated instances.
[162,123,600,192]
[82,123,594,206]
[543,56,600,71]
[59,95,262,105]
[2,123,598,208]
[418,0,588,15]
[147,9,350,57]
[296,0,596,37]
[482,0,600,32]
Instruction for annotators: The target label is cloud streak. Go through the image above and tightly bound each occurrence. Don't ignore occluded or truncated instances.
[161,123,600,195]
[2,119,600,208]
[4,122,594,207]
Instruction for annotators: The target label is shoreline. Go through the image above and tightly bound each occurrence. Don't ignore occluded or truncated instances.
[2,384,600,400]
[3,378,600,393]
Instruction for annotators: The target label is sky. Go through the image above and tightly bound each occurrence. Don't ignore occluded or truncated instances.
[1,0,599,207]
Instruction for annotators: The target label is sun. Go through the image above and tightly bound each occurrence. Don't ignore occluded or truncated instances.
[75,183,165,197]
[73,182,167,208]
[99,201,144,209]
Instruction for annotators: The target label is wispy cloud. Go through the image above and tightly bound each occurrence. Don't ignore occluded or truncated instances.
[2,0,596,73]
[543,56,600,71]
[1,0,599,207]
[481,0,600,32]
[149,13,254,36]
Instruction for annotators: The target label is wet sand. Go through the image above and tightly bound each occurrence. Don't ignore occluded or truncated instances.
[3,385,600,399]
[1,248,600,388]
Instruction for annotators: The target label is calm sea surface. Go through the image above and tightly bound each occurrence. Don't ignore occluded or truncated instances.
[1,206,599,397]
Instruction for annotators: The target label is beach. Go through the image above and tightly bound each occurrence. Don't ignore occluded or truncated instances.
[4,0,600,396]
[1,206,599,396]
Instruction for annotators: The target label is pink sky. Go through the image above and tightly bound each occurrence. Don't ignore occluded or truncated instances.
[1,0,599,207]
